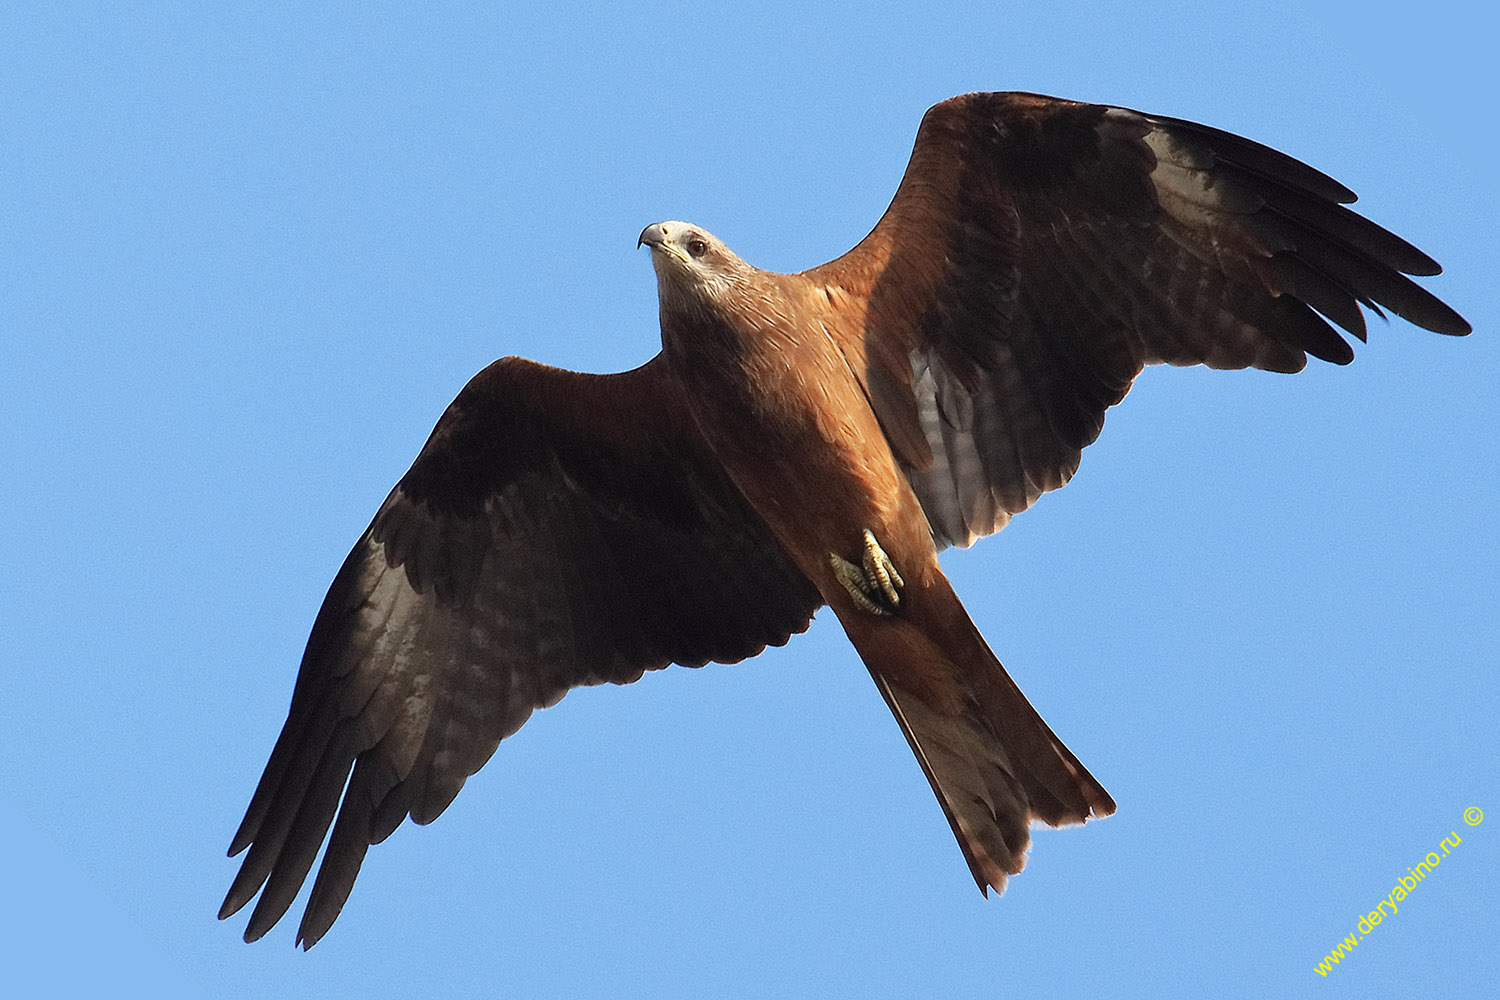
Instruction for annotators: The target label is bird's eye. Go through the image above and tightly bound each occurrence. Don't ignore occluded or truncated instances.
[687,238,708,258]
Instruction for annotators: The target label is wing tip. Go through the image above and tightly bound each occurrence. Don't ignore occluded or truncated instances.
[217,892,246,923]
[1430,310,1473,337]
[294,925,325,950]
[226,830,253,859]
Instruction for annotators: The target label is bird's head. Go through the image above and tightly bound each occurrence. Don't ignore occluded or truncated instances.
[638,221,749,309]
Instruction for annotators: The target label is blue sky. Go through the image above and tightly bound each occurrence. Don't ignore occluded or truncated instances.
[4,1,1495,997]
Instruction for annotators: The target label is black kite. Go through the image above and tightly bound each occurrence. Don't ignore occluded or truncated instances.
[221,91,1469,947]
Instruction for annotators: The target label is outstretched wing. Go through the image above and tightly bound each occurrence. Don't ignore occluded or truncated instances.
[221,355,822,947]
[808,91,1470,549]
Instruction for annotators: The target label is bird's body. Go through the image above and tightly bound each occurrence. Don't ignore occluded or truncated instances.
[646,220,1114,889]
[656,261,910,588]
[222,91,1468,947]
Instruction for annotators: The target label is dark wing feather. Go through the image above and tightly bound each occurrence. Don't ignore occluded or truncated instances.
[806,91,1469,548]
[221,355,821,947]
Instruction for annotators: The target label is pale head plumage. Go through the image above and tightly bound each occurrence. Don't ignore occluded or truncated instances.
[638,220,752,310]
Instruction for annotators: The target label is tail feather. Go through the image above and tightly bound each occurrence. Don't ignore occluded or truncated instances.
[840,571,1114,893]
[868,670,1032,890]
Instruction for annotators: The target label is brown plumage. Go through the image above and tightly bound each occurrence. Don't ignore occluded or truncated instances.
[222,91,1468,947]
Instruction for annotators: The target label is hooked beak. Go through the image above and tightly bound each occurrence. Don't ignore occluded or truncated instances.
[637,222,689,262]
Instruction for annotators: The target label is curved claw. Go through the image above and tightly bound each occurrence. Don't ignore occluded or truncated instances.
[862,528,904,608]
[829,529,904,616]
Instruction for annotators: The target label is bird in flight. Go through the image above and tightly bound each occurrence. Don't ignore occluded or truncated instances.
[221,91,1468,947]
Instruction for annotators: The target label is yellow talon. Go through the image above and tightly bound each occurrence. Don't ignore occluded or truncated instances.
[862,528,903,607]
[829,529,903,616]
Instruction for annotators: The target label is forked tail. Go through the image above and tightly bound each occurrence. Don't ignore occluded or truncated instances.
[837,571,1115,893]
